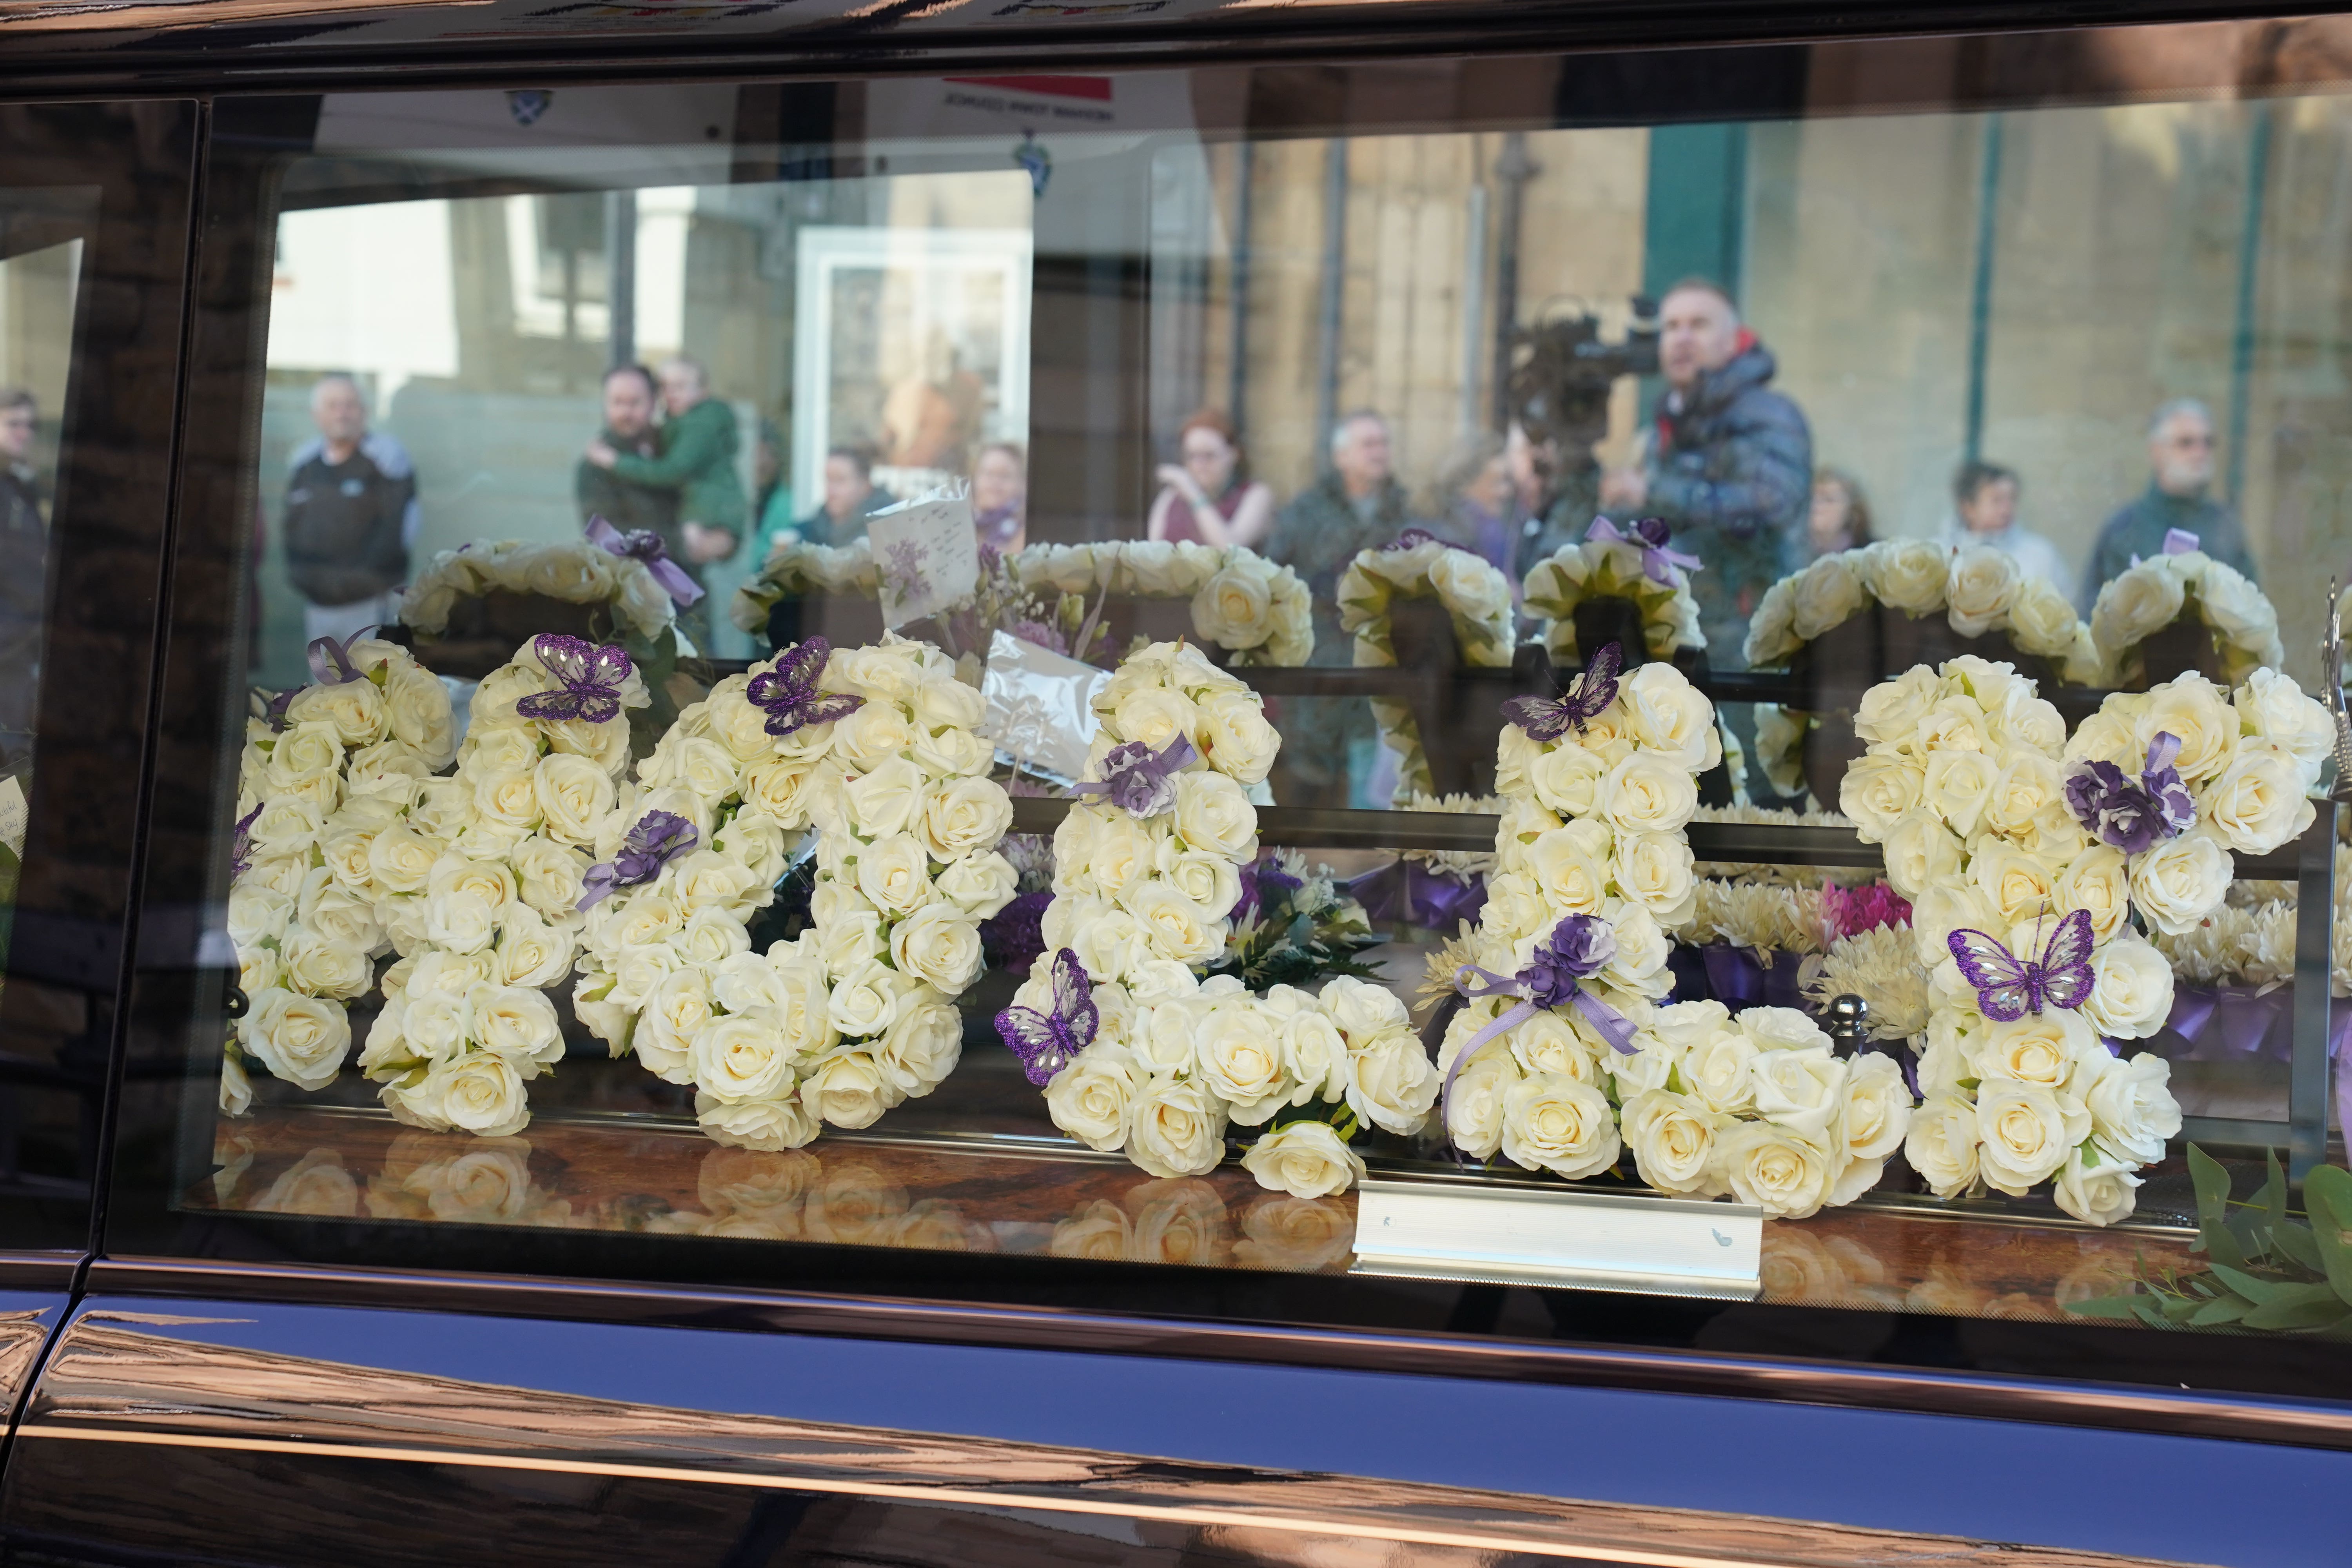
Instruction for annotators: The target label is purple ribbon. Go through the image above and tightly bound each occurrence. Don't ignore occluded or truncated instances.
[305,626,376,687]
[1586,516,1703,585]
[1383,527,1479,556]
[1344,860,1488,930]
[2130,529,2203,568]
[586,514,705,608]
[2335,1006,2352,1155]
[576,809,699,910]
[2163,983,2288,1063]
[1074,733,1197,818]
[1693,942,1809,1014]
[1443,915,1637,1126]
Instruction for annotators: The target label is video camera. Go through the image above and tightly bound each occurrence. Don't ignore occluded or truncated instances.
[1503,294,1660,470]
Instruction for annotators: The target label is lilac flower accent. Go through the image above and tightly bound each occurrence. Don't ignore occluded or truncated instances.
[229,803,263,878]
[1075,733,1198,818]
[882,538,930,604]
[514,634,633,725]
[1444,913,1637,1125]
[2064,731,2196,855]
[585,514,704,606]
[746,637,865,737]
[575,810,698,910]
[260,688,300,733]
[1586,516,1702,584]
[996,948,1098,1086]
[1517,913,1618,1009]
[1009,619,1067,656]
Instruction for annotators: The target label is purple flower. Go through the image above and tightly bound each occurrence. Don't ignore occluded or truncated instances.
[1632,517,1673,550]
[2065,731,2195,856]
[980,889,1053,976]
[1076,735,1198,818]
[1009,619,1067,655]
[576,809,698,909]
[1519,914,1616,1009]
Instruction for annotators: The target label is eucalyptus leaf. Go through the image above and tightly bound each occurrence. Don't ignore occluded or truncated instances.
[2240,1291,2352,1333]
[2189,1146,2248,1270]
[2299,1165,2352,1304]
[2189,1296,2254,1327]
[2063,1294,2152,1321]
[2209,1262,2289,1305]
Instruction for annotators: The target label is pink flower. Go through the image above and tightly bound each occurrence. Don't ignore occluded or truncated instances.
[1823,882,1911,941]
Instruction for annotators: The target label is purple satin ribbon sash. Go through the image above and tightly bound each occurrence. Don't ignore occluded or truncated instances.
[2163,528,2201,555]
[2165,983,2287,1063]
[1586,517,1702,585]
[1343,860,1487,930]
[305,626,376,687]
[586,514,705,608]
[1442,961,1639,1123]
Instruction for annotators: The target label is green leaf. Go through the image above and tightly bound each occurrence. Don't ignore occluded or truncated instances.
[2269,1220,2326,1276]
[2189,1146,2249,1270]
[2189,1295,2255,1327]
[2264,1147,2288,1237]
[2241,1290,2352,1332]
[2063,1294,2150,1321]
[2210,1262,2291,1304]
[2298,1165,2352,1305]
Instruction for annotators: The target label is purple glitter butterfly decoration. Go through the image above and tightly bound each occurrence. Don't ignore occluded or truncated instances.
[1946,906,2096,1024]
[515,634,634,726]
[576,809,699,910]
[995,947,1098,1087]
[1076,733,1198,818]
[1500,641,1623,742]
[2063,731,2196,856]
[746,637,866,738]
[229,802,262,878]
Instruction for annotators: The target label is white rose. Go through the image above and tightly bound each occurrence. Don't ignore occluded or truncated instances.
[240,988,350,1090]
[1921,748,2001,838]
[384,664,458,768]
[1240,1121,1364,1198]
[2129,829,2233,935]
[1621,1088,1724,1196]
[1043,1044,1143,1151]
[2136,675,2238,784]
[1194,689,1281,786]
[285,679,388,748]
[1975,1080,2090,1195]
[2084,1050,2181,1166]
[1192,1000,1295,1125]
[1945,547,2021,636]
[1682,1023,1758,1115]
[1973,1008,2095,1087]
[874,997,962,1098]
[1969,842,2058,928]
[1193,563,1275,649]
[853,832,938,915]
[697,1093,820,1152]
[2053,846,2131,944]
[1791,555,1865,640]
[936,851,1017,918]
[636,968,715,1082]
[828,960,914,1040]
[1904,1094,1981,1197]
[1126,1074,1230,1178]
[888,902,984,993]
[1318,974,1410,1044]
[423,889,499,955]
[1617,664,1716,769]
[425,1052,532,1137]
[1444,1053,1518,1159]
[1876,809,1962,901]
[1840,1053,1913,1162]
[533,752,615,846]
[1851,666,1941,750]
[2052,1147,2142,1227]
[2197,563,2276,644]
[829,701,918,772]
[1613,831,1696,924]
[1747,1046,1847,1138]
[1345,1030,1439,1136]
[844,755,926,839]
[1171,770,1258,860]
[801,1049,892,1129]
[1602,753,1699,835]
[2081,938,2174,1041]
[1525,826,1610,915]
[2236,668,2334,773]
[2007,576,2081,657]
[915,775,1011,863]
[2203,741,2314,856]
[1715,1121,1837,1219]
[1860,538,1949,614]
[472,983,564,1065]
[1838,755,1924,837]
[1498,1073,1619,1179]
[1528,743,1608,818]
[2093,564,2185,653]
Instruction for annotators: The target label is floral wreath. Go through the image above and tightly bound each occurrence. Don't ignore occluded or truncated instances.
[2088,530,2284,689]
[402,519,700,647]
[226,632,650,1138]
[574,632,1018,1151]
[1428,652,1908,1220]
[1744,541,2100,803]
[1338,531,1517,802]
[1843,656,2331,1225]
[1523,516,1706,665]
[1015,541,1314,666]
[730,539,881,639]
[1004,640,1425,1197]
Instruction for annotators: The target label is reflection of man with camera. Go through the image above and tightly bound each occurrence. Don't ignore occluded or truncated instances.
[1600,279,1811,667]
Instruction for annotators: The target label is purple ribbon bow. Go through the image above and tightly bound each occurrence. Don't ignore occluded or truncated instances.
[305,626,376,687]
[1443,914,1638,1123]
[586,514,705,608]
[1075,733,1197,818]
[576,809,699,910]
[1586,516,1703,585]
[2064,730,2195,855]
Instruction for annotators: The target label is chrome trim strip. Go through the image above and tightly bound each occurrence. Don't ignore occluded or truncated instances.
[82,1256,2352,1453]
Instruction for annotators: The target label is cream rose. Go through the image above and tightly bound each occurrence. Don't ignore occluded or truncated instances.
[916,776,1012,862]
[936,851,1018,918]
[1621,1088,1724,1196]
[1444,1053,1518,1159]
[1975,1080,2089,1194]
[241,988,351,1090]
[532,752,615,846]
[1878,809,1963,901]
[472,984,564,1064]
[1043,1043,1143,1151]
[1614,831,1696,924]
[2093,564,2185,653]
[844,755,926,839]
[2136,676,2238,784]
[1602,753,1699,835]
[1500,1072,1619,1179]
[697,1093,820,1152]
[888,902,984,993]
[2128,829,2233,935]
[2203,742,2314,855]
[1851,666,1941,750]
[1862,538,1949,614]
[427,1052,532,1138]
[2052,1147,2141,1227]
[853,832,938,915]
[1194,689,1281,785]
[1126,1074,1229,1178]
[1791,555,1865,640]
[801,1049,892,1128]
[2055,846,2131,944]
[1904,1094,1980,1197]
[1716,1121,1837,1219]
[1238,1122,1361,1199]
[1839,755,1925,837]
[1840,1053,1913,1162]
[1944,547,2021,636]
[2080,938,2173,1041]
[1171,770,1258,860]
[2083,1050,2181,1165]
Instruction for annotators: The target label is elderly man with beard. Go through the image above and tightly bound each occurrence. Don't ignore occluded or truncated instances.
[1600,279,1811,667]
[2079,398,2259,614]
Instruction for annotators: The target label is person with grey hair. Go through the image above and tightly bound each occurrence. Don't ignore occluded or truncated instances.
[282,373,419,645]
[2078,397,2258,613]
[1262,408,1412,806]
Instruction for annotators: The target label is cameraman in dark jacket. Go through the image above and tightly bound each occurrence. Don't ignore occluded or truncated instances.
[1601,280,1811,667]
[283,374,418,645]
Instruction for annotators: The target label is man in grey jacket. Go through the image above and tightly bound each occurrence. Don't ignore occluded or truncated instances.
[1601,280,1811,667]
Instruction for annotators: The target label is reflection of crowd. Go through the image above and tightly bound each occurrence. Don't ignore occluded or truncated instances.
[0,387,47,764]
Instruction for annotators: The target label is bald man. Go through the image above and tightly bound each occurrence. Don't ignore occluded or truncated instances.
[283,374,419,644]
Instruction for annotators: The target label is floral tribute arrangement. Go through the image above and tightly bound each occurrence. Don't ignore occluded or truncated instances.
[2087,529,2283,689]
[1015,541,1315,666]
[1523,516,1706,665]
[402,521,698,646]
[1744,542,2099,802]
[1004,640,1434,1196]
[1338,531,1518,801]
[225,631,644,1135]
[1421,646,1911,1211]
[730,538,882,639]
[2149,895,2296,1065]
[1841,656,2332,1225]
[572,633,1018,1151]
[1206,850,1383,993]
